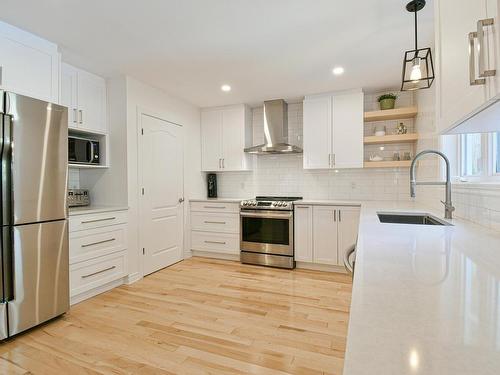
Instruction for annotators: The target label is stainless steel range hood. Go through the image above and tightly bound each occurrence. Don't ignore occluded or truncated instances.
[244,99,303,154]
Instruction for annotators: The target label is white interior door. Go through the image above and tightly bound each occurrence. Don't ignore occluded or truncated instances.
[140,113,183,276]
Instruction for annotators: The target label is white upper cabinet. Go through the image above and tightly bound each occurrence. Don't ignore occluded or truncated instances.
[201,104,252,172]
[61,63,107,134]
[303,96,332,169]
[435,0,500,133]
[303,90,363,169]
[201,109,223,171]
[0,21,59,103]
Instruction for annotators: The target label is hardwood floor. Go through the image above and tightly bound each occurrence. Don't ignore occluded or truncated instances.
[0,257,352,375]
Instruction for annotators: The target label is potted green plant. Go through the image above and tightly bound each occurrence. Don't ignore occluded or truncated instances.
[377,93,397,110]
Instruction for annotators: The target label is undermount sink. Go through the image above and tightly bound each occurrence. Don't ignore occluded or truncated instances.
[377,212,453,226]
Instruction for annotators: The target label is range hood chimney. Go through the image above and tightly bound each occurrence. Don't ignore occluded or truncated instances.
[244,99,303,154]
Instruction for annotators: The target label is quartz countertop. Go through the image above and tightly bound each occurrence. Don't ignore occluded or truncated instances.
[342,200,500,375]
[68,205,129,216]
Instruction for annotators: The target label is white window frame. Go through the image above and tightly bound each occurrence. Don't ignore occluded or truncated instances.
[458,132,500,182]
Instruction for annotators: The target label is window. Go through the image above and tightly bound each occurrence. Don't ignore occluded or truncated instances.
[494,133,500,175]
[458,132,500,181]
[461,133,484,176]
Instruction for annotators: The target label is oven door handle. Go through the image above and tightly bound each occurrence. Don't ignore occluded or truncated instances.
[240,211,292,219]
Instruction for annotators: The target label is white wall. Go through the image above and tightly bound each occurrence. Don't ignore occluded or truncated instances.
[125,76,203,281]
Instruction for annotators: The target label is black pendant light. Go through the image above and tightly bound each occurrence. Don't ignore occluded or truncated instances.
[401,0,435,91]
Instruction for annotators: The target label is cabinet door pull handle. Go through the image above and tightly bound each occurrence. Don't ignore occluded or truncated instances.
[81,266,116,279]
[469,32,486,86]
[339,210,342,222]
[204,240,226,245]
[73,108,78,123]
[204,221,226,224]
[81,238,116,248]
[78,109,83,124]
[477,18,496,78]
[81,217,116,224]
[334,210,337,222]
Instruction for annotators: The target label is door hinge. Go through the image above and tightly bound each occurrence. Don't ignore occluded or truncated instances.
[141,128,144,135]
[142,248,145,255]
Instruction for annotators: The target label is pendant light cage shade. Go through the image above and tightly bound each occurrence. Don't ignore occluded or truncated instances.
[401,47,435,91]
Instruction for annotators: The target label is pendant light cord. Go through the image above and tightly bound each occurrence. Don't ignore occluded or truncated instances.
[414,5,418,51]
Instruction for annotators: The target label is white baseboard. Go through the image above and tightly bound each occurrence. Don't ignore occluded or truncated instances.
[191,250,240,262]
[70,277,126,306]
[183,250,193,259]
[125,271,142,285]
[295,261,347,273]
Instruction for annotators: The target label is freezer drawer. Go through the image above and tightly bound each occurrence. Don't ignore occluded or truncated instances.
[7,220,69,336]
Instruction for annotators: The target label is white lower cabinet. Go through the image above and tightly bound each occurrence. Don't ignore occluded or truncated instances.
[190,201,240,256]
[294,204,360,268]
[69,209,128,304]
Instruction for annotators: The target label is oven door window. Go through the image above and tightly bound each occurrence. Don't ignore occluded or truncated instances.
[242,217,289,245]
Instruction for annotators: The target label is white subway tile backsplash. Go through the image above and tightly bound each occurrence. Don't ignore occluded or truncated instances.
[68,168,80,189]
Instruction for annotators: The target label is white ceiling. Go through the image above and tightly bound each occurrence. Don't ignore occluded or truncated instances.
[0,0,434,107]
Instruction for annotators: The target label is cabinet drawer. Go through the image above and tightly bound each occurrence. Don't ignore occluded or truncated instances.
[190,212,239,233]
[70,251,127,297]
[191,231,239,254]
[70,210,128,232]
[190,201,239,213]
[70,225,127,264]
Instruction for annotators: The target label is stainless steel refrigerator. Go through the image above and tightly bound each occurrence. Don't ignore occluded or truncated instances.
[0,90,69,339]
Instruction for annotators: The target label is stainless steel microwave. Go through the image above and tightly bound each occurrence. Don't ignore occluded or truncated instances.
[68,136,100,164]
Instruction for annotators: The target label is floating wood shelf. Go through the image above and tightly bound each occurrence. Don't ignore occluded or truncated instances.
[364,160,412,168]
[363,133,419,145]
[364,106,418,122]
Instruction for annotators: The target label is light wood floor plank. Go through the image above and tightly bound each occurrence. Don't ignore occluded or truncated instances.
[0,257,352,374]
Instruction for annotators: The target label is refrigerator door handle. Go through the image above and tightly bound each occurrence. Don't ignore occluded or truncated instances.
[1,227,13,302]
[1,114,12,226]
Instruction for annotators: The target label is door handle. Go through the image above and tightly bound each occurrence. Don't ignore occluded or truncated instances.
[78,109,83,124]
[73,108,78,124]
[204,240,226,245]
[81,265,116,279]
[204,221,226,224]
[477,18,496,78]
[469,32,486,86]
[81,238,116,248]
[333,209,337,222]
[219,158,222,169]
[81,217,116,224]
[178,198,184,203]
[339,210,342,222]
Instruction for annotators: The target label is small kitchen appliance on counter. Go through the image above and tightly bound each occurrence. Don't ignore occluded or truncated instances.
[68,189,90,207]
[207,173,217,198]
[240,196,302,269]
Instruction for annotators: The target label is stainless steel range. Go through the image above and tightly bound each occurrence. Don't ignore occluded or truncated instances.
[240,196,302,269]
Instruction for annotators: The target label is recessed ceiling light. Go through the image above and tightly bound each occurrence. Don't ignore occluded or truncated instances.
[332,67,345,76]
[221,84,231,92]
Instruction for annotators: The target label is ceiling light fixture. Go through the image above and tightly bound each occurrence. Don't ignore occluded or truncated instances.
[221,84,231,92]
[332,67,344,76]
[401,0,434,91]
